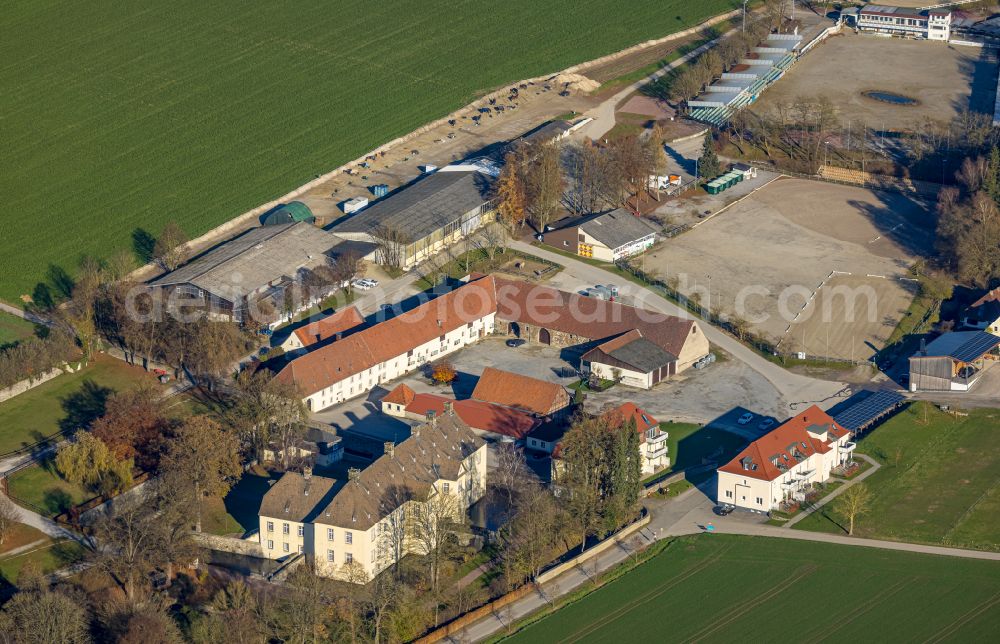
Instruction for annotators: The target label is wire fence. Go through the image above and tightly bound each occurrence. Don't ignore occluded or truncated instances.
[614,259,869,368]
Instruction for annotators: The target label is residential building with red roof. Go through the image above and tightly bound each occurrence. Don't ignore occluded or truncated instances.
[380,384,539,440]
[274,277,498,411]
[279,306,366,355]
[716,405,856,513]
[529,402,669,475]
[604,402,669,473]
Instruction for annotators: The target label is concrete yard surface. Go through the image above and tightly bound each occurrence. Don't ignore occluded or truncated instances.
[645,177,935,361]
[755,31,998,131]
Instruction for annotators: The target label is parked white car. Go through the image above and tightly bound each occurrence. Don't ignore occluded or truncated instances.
[351,279,373,290]
[757,417,775,431]
[737,412,754,425]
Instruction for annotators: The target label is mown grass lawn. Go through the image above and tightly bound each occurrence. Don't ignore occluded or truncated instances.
[793,402,1000,551]
[0,0,739,304]
[502,534,1000,643]
[0,312,38,347]
[643,422,746,488]
[0,539,87,586]
[5,463,91,517]
[0,354,160,455]
[0,522,49,557]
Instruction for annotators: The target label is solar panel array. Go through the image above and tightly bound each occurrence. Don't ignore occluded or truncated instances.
[833,390,905,432]
[951,332,1000,363]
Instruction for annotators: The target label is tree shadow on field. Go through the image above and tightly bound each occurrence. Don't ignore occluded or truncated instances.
[845,194,936,259]
[954,44,998,116]
[132,228,156,264]
[59,379,113,432]
[46,264,75,300]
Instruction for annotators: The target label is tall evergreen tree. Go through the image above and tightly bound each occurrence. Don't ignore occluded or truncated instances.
[698,130,721,180]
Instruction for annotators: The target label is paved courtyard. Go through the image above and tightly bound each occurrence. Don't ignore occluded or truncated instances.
[309,335,790,450]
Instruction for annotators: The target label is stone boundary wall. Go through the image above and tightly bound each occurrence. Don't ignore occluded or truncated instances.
[0,367,64,404]
[534,513,651,584]
[193,532,266,559]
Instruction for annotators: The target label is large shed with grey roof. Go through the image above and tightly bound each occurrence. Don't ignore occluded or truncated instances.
[330,166,497,269]
[148,222,341,322]
[580,329,679,389]
[542,209,658,262]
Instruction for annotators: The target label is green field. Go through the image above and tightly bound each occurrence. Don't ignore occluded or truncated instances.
[0,1,738,303]
[0,354,161,455]
[504,535,1000,643]
[793,403,1000,551]
[0,312,37,347]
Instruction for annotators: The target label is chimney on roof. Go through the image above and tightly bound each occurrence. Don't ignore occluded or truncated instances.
[348,467,361,481]
[336,332,343,341]
[384,441,395,458]
[920,338,927,355]
[303,466,312,480]
[437,319,442,327]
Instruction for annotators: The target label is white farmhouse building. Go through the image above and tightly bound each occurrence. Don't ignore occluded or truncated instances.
[716,406,855,513]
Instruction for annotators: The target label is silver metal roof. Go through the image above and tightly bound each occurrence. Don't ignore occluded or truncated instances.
[149,222,340,301]
[330,168,494,241]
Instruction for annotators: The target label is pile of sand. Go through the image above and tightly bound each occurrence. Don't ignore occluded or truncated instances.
[551,73,600,93]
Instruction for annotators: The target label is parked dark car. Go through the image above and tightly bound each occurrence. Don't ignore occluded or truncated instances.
[715,504,734,516]
[506,339,526,348]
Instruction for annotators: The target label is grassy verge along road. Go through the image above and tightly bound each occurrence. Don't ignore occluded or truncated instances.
[501,534,1000,643]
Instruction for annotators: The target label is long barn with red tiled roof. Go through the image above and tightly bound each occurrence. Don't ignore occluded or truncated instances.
[275,274,708,411]
[716,405,856,513]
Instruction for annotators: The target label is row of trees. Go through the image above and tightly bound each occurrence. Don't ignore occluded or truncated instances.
[497,128,672,234]
[55,412,241,534]
[666,3,787,106]
[729,95,839,174]
[496,140,565,232]
[0,329,77,390]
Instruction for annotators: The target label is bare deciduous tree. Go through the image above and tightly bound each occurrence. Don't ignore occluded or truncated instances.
[523,141,564,231]
[153,221,189,272]
[841,482,872,536]
[370,223,410,272]
[0,495,19,546]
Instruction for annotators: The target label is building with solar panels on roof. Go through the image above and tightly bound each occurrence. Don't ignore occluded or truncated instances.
[908,331,1000,392]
